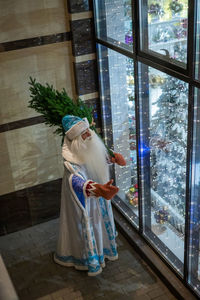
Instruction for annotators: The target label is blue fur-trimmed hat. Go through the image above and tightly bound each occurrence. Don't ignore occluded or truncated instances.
[62,115,89,140]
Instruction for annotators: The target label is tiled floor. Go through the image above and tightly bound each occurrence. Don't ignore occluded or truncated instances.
[0,218,178,300]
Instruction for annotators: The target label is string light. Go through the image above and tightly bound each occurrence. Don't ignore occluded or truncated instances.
[95,0,200,295]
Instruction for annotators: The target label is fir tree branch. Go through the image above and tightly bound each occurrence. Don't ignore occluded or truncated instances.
[28,77,115,157]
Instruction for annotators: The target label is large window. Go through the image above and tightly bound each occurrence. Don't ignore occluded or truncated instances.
[95,1,133,52]
[94,0,200,297]
[139,65,188,274]
[98,45,139,226]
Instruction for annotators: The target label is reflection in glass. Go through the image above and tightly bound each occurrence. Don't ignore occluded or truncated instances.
[97,44,138,225]
[140,0,188,67]
[94,1,133,52]
[188,88,200,297]
[139,64,188,273]
[195,2,200,80]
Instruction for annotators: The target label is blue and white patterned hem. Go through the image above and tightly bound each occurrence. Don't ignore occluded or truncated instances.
[54,253,88,270]
[54,252,118,276]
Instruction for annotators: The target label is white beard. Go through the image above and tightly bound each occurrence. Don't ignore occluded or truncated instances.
[71,130,109,184]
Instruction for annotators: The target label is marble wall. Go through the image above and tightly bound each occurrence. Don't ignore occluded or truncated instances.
[0,0,101,235]
[0,124,63,195]
[0,0,69,42]
[0,42,75,124]
[0,0,73,234]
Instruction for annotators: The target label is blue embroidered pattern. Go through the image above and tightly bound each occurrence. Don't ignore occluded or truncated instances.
[72,175,86,208]
[55,249,112,271]
[68,163,118,274]
[99,197,118,257]
[81,216,106,274]
[80,205,118,274]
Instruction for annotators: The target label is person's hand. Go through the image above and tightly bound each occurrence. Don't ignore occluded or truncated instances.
[111,152,126,166]
[93,179,119,200]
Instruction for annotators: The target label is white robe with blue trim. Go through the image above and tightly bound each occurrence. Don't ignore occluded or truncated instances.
[54,160,118,276]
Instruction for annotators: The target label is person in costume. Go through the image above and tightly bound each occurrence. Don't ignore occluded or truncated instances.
[54,115,126,276]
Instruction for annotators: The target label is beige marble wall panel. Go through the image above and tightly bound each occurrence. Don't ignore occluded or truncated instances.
[0,0,69,43]
[0,133,15,195]
[0,41,75,124]
[4,123,64,193]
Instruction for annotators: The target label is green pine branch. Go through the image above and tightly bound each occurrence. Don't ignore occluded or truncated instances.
[28,77,114,157]
[28,77,93,136]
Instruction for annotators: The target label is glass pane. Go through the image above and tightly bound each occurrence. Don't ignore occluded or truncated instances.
[195,2,200,80]
[188,88,200,297]
[140,0,188,67]
[94,1,133,52]
[139,63,188,274]
[98,44,138,226]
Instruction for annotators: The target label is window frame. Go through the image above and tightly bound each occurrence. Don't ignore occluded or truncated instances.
[93,0,199,297]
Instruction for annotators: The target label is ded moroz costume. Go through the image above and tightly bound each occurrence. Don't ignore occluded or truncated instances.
[54,115,126,276]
